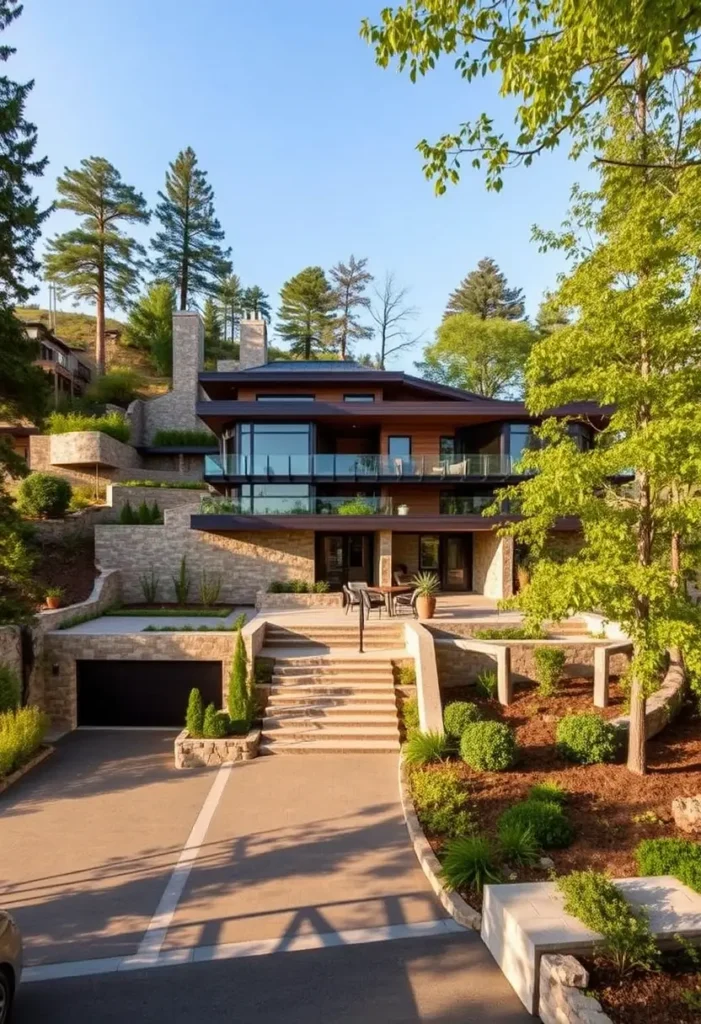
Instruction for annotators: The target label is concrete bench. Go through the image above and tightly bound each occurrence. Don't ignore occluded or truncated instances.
[481,876,701,1015]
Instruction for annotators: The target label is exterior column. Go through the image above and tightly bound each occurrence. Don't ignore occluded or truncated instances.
[375,530,392,586]
[593,646,610,707]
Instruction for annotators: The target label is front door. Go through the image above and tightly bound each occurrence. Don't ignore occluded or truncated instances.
[316,534,374,590]
[442,535,472,591]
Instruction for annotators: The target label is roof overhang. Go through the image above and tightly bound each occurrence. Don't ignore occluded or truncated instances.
[190,513,581,533]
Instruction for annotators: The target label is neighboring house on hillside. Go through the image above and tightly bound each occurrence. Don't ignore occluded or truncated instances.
[24,321,94,405]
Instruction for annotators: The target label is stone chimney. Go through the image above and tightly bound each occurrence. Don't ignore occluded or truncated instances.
[239,315,268,370]
[173,311,204,393]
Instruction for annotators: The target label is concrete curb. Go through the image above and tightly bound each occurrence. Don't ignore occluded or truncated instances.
[397,756,482,931]
[0,744,54,795]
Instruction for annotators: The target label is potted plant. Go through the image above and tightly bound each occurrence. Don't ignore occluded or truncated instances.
[45,586,64,610]
[397,504,409,516]
[411,571,440,619]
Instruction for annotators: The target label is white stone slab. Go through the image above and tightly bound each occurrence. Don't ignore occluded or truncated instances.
[481,876,701,1015]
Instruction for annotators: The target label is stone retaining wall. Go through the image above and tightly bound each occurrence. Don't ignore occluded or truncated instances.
[174,728,260,768]
[255,591,343,610]
[0,626,22,680]
[107,484,208,515]
[39,568,122,633]
[610,656,685,739]
[30,506,114,540]
[435,638,629,687]
[539,954,612,1024]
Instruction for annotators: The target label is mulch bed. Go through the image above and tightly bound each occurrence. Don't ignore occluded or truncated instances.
[32,535,98,607]
[583,952,701,1024]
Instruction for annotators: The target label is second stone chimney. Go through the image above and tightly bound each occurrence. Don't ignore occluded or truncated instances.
[239,316,268,370]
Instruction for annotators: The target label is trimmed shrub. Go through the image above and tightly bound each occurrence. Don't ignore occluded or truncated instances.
[85,366,143,405]
[185,688,204,737]
[498,799,574,849]
[473,626,545,640]
[410,765,473,838]
[533,647,566,697]
[529,781,567,805]
[152,428,215,446]
[228,629,253,731]
[556,713,618,764]
[0,666,21,713]
[397,663,417,687]
[403,730,449,766]
[16,472,72,518]
[0,705,49,777]
[440,835,501,893]
[46,410,130,443]
[635,838,701,893]
[443,701,481,739]
[475,669,498,699]
[402,696,419,735]
[119,500,137,524]
[460,720,517,772]
[203,704,228,739]
[499,821,540,866]
[558,870,659,978]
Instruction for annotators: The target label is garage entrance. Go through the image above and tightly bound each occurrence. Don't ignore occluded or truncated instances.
[77,660,223,727]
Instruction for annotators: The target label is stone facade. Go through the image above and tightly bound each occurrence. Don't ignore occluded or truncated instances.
[174,728,260,768]
[539,954,612,1024]
[239,318,268,369]
[49,431,141,471]
[0,626,22,681]
[95,506,315,604]
[375,529,393,586]
[473,532,513,599]
[255,592,344,610]
[108,484,208,516]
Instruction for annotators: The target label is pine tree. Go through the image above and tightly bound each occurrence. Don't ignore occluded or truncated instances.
[217,273,242,342]
[43,158,149,374]
[124,281,174,376]
[329,254,373,359]
[445,258,524,320]
[202,296,223,364]
[151,147,231,311]
[241,285,271,322]
[277,266,337,359]
[228,629,252,731]
[185,687,204,737]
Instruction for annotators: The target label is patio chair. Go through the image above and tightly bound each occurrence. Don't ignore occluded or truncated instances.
[358,587,385,619]
[394,588,419,618]
[393,570,410,585]
[342,585,360,615]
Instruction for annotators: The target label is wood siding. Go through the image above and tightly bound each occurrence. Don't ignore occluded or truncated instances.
[379,423,447,456]
[237,386,383,402]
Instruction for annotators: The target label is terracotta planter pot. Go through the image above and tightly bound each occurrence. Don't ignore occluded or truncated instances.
[416,595,436,620]
[45,596,61,610]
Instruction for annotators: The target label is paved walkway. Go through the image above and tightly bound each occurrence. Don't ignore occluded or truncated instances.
[58,607,251,634]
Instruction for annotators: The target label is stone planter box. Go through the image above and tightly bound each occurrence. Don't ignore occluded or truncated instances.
[174,727,260,768]
[255,591,343,610]
[50,431,141,470]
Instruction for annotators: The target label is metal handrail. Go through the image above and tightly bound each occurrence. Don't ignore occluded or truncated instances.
[204,453,520,478]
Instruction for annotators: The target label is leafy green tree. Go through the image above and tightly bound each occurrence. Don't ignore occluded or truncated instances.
[445,258,524,320]
[44,157,149,374]
[277,266,337,359]
[217,273,242,342]
[202,296,223,365]
[151,147,231,310]
[418,313,534,397]
[241,285,271,322]
[124,281,174,376]
[329,254,373,359]
[535,291,571,338]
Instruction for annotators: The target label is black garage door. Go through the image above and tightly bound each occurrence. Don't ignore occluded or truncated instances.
[77,660,223,727]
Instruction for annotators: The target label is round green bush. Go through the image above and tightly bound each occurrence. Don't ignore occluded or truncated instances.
[498,799,574,849]
[16,472,72,519]
[443,701,481,738]
[460,720,517,772]
[556,713,618,765]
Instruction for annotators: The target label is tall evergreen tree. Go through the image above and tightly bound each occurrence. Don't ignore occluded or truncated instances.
[276,267,337,359]
[202,296,223,364]
[124,281,174,376]
[151,147,231,311]
[241,284,271,322]
[217,273,242,342]
[329,254,373,359]
[444,258,525,320]
[44,157,149,374]
[0,1,49,621]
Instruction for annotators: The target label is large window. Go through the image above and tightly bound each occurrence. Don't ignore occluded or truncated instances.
[344,394,375,403]
[388,436,411,458]
[239,483,310,514]
[419,535,440,571]
[509,425,532,464]
[239,422,311,474]
[440,436,455,460]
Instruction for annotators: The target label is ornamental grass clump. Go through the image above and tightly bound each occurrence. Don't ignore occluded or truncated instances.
[556,713,618,765]
[533,647,566,697]
[498,821,540,866]
[409,765,473,838]
[439,835,501,893]
[498,798,574,849]
[403,730,450,766]
[0,706,49,778]
[475,669,498,699]
[460,720,517,772]
[443,701,481,739]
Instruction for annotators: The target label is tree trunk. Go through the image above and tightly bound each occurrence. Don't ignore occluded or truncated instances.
[96,277,105,376]
[627,671,647,775]
[180,261,188,311]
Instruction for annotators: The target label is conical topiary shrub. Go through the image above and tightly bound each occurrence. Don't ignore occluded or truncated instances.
[185,687,204,737]
[203,703,227,739]
[228,629,252,734]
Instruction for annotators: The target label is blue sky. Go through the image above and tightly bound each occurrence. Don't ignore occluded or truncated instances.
[12,0,587,369]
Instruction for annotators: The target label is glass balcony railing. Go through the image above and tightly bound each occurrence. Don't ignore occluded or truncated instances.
[204,453,520,479]
[198,495,394,516]
[439,495,495,515]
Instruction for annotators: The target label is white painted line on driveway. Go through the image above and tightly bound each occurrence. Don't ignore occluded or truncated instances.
[133,761,234,964]
[23,918,465,983]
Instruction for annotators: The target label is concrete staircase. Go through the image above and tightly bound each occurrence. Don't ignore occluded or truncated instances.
[263,622,405,651]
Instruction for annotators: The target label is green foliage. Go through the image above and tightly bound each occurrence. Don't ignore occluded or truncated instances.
[337,496,375,515]
[172,555,190,605]
[152,429,214,447]
[46,410,130,443]
[202,296,223,365]
[0,705,49,778]
[137,499,161,524]
[241,284,271,322]
[533,647,566,697]
[254,658,273,685]
[16,472,72,518]
[68,484,103,511]
[266,578,318,593]
[419,312,533,399]
[558,870,659,978]
[460,720,517,772]
[498,822,540,866]
[473,626,544,640]
[151,147,231,309]
[410,765,473,838]
[313,580,330,593]
[475,669,498,699]
[403,730,450,766]
[119,500,136,524]
[277,266,337,359]
[185,687,204,738]
[107,607,231,618]
[228,629,252,730]
[231,612,247,631]
[202,703,227,739]
[444,258,525,320]
[443,701,481,739]
[529,781,566,805]
[329,254,373,359]
[402,696,419,735]
[199,570,222,606]
[411,571,440,596]
[0,665,20,713]
[439,835,501,893]
[120,479,205,490]
[124,281,175,375]
[85,366,143,405]
[635,839,701,894]
[139,568,159,604]
[397,663,417,686]
[56,609,101,630]
[498,799,574,850]
[556,714,619,765]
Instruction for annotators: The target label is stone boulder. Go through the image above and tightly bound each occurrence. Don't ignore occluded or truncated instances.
[672,795,701,834]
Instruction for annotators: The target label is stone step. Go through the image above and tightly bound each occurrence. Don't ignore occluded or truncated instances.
[268,681,394,694]
[271,670,394,683]
[272,657,394,669]
[259,737,401,755]
[262,721,399,738]
[265,693,398,708]
[263,705,398,721]
[264,638,399,648]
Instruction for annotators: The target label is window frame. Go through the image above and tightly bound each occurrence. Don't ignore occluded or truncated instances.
[343,394,375,403]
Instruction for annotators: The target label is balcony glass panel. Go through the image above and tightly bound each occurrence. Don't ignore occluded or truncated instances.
[204,452,519,478]
[199,494,393,516]
[439,494,495,515]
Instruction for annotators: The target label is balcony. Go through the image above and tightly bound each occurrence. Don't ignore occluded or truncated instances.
[199,494,394,516]
[204,453,520,481]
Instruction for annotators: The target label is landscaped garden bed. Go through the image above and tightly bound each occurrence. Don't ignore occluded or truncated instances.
[583,949,701,1023]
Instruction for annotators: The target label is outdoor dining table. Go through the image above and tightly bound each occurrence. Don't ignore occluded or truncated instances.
[366,584,413,617]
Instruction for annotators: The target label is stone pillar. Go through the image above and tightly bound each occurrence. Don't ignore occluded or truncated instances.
[593,646,610,708]
[239,318,268,369]
[173,311,204,396]
[375,530,392,586]
[497,646,513,705]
